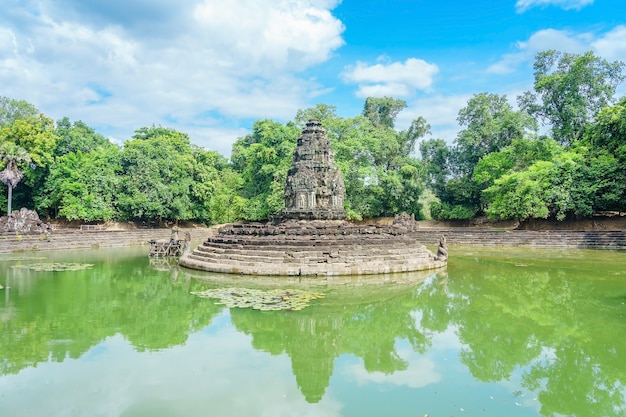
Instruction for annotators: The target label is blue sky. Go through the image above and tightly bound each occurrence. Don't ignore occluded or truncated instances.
[1,0,625,156]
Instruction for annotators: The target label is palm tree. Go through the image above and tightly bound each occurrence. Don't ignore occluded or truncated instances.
[0,142,31,216]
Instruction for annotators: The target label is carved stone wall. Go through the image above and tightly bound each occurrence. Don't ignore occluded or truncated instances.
[281,119,347,220]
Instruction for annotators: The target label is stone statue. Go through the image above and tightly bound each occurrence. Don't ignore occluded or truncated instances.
[436,234,448,261]
[170,226,179,243]
[182,231,192,255]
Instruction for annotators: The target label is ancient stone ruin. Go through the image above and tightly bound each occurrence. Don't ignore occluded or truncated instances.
[180,119,446,277]
[280,119,346,221]
[0,208,51,234]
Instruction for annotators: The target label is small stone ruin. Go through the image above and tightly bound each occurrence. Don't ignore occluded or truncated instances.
[0,208,51,234]
[180,119,446,277]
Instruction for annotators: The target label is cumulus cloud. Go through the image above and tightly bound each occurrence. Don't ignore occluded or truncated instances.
[397,94,472,143]
[486,27,626,75]
[0,0,345,155]
[515,0,594,13]
[592,25,626,61]
[342,57,439,98]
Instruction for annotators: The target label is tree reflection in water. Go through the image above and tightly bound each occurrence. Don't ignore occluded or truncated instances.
[1,247,625,416]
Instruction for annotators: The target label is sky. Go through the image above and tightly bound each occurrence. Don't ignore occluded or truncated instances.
[1,0,625,157]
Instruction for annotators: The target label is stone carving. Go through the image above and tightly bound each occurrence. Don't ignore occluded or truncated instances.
[436,234,448,261]
[281,119,346,221]
[0,208,51,234]
[393,212,419,232]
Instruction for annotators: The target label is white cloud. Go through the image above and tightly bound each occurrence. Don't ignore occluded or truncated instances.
[342,57,439,98]
[485,27,626,75]
[193,0,345,73]
[397,94,472,143]
[592,25,626,62]
[0,0,345,156]
[515,0,594,13]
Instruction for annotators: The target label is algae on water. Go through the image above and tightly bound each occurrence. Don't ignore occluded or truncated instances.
[11,262,95,272]
[191,287,325,311]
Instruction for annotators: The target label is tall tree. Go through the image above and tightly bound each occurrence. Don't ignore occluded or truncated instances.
[0,142,31,215]
[582,96,626,212]
[362,97,407,129]
[435,93,536,218]
[0,97,38,127]
[0,114,60,213]
[117,127,197,223]
[42,147,121,221]
[453,93,537,176]
[419,138,450,198]
[230,120,299,220]
[518,50,625,145]
[54,117,113,156]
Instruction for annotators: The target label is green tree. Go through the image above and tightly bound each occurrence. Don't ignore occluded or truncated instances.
[434,93,536,219]
[518,50,625,145]
[362,97,407,129]
[117,126,197,223]
[484,149,592,221]
[0,96,38,127]
[0,142,31,215]
[473,137,561,190]
[230,120,299,220]
[54,117,113,156]
[42,147,121,221]
[0,114,60,213]
[582,97,626,212]
[453,93,536,176]
[188,147,239,224]
[419,138,450,199]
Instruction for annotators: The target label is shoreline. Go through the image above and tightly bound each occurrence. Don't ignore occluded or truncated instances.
[1,225,625,253]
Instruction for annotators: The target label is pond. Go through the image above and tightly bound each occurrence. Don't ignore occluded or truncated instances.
[0,245,625,417]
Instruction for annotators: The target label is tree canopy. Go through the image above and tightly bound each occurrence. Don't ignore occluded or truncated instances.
[0,49,623,224]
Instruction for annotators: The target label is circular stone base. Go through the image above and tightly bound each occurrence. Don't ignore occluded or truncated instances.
[179,220,447,277]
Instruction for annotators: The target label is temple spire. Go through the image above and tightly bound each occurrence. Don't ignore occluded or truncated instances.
[281,119,346,220]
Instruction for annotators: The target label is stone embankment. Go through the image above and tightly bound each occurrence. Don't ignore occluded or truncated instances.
[1,226,624,254]
[413,228,626,250]
[0,227,210,254]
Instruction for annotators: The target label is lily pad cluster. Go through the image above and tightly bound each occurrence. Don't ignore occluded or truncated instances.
[11,262,94,272]
[191,287,325,311]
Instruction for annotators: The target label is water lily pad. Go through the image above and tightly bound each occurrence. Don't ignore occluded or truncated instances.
[191,287,325,311]
[11,262,94,272]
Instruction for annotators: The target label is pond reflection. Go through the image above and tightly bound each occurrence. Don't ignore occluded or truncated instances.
[0,246,625,417]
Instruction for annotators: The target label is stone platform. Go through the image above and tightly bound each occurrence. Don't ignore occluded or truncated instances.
[178,220,446,277]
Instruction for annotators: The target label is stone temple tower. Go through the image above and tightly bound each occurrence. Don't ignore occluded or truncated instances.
[281,119,347,220]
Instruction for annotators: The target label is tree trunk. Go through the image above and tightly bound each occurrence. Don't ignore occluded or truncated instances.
[7,185,12,216]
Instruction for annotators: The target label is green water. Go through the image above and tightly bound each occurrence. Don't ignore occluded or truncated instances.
[0,246,624,417]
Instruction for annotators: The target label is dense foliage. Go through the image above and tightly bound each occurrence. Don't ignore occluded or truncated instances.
[0,49,624,225]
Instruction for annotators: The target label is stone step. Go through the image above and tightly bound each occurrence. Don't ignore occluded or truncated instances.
[188,249,429,266]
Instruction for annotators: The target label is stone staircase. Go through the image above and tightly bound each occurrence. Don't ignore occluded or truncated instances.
[413,229,626,250]
[182,235,443,276]
[0,227,209,254]
[179,221,446,276]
